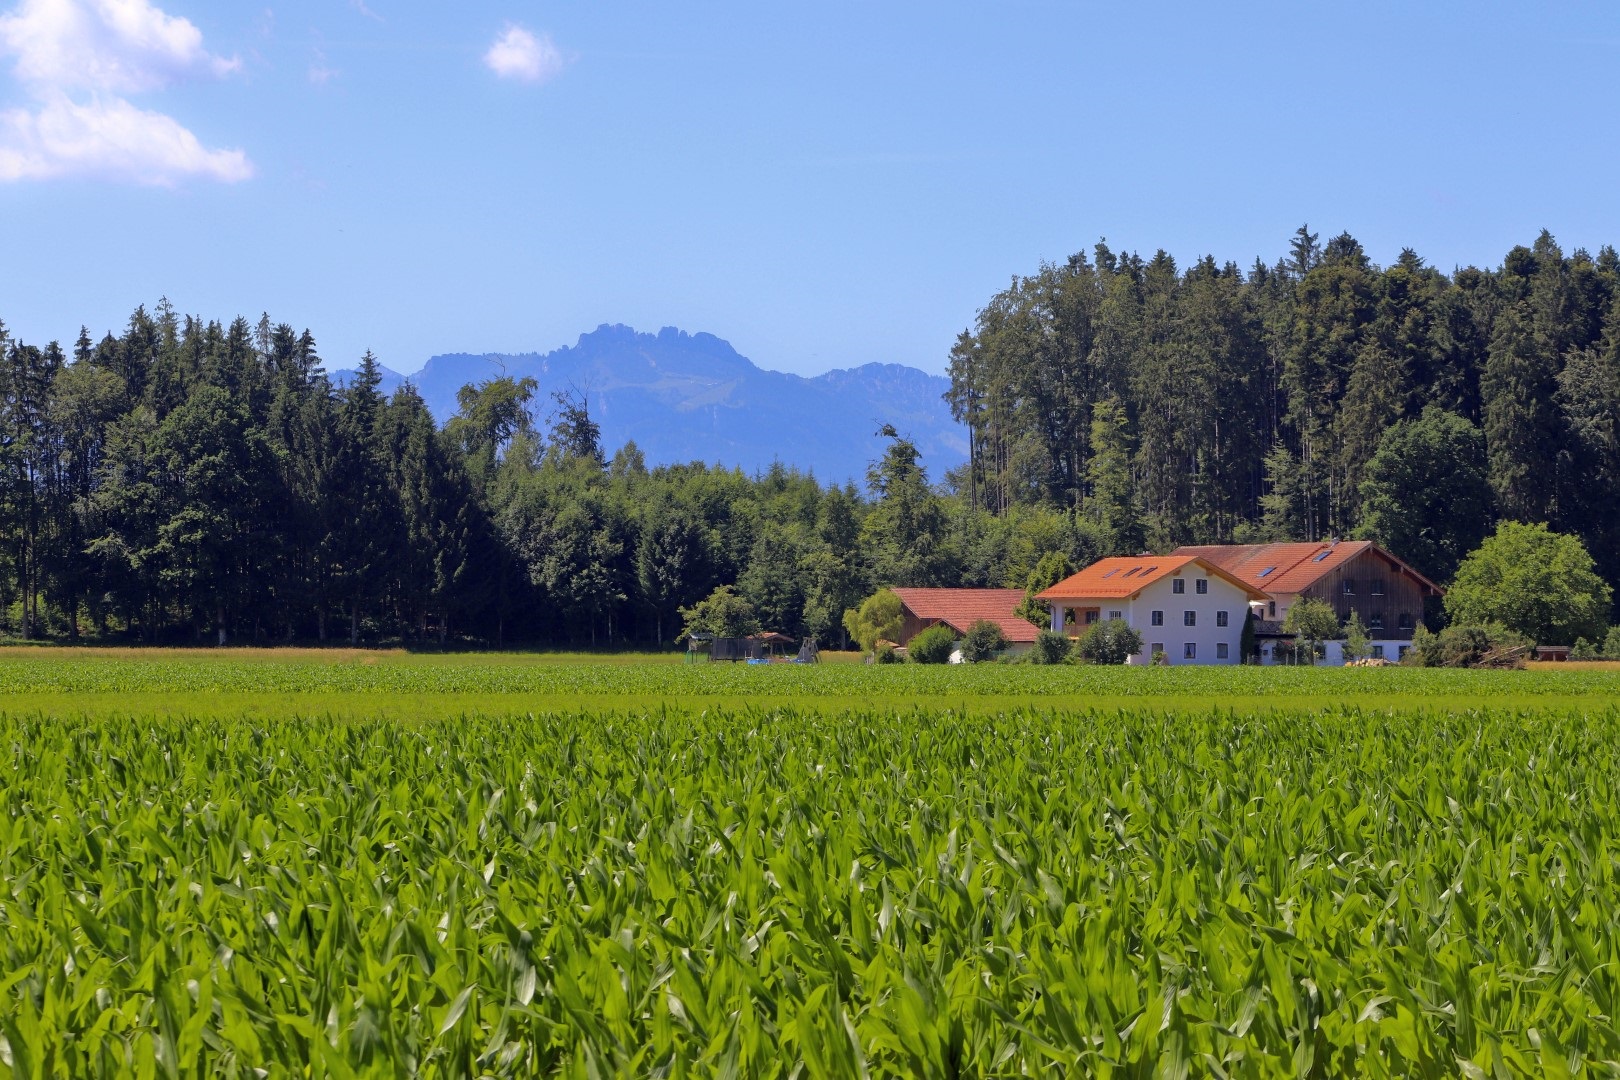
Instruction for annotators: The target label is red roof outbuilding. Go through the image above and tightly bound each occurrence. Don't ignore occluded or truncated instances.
[889,588,1041,645]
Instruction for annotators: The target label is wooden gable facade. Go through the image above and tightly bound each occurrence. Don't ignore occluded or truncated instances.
[1293,547,1432,639]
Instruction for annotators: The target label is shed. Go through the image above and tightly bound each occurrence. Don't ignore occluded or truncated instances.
[888,588,1040,650]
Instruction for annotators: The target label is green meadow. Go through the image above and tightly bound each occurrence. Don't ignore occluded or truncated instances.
[0,646,1614,718]
[3,651,1620,1076]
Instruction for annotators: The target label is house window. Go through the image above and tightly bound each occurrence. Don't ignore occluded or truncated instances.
[1370,612,1385,630]
[1085,610,1100,625]
[1151,643,1164,657]
[1343,579,1355,595]
[1172,578,1186,594]
[1216,642,1229,659]
[1183,611,1196,627]
[1195,578,1208,594]
[1371,645,1385,659]
[1151,610,1164,626]
[1108,610,1123,621]
[1398,645,1410,660]
[1371,579,1385,596]
[1398,612,1414,630]
[1184,643,1197,659]
[1267,600,1276,618]
[1216,610,1229,628]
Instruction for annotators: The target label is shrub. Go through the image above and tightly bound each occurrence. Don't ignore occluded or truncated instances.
[1405,625,1438,666]
[1032,629,1073,665]
[1607,626,1620,659]
[959,619,1009,663]
[1572,638,1601,660]
[1076,619,1143,665]
[908,625,957,665]
[873,644,900,665]
[1407,623,1530,668]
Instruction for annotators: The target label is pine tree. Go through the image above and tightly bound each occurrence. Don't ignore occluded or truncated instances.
[636,496,714,645]
[1085,396,1143,554]
[1482,300,1562,523]
[1336,341,1408,522]
[1256,441,1303,541]
[324,351,401,644]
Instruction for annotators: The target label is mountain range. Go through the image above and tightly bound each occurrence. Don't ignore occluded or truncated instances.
[336,324,967,485]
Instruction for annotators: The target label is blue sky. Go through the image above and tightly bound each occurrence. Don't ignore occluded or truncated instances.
[2,1,1618,377]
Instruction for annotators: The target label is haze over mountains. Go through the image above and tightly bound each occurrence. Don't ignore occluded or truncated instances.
[342,325,967,485]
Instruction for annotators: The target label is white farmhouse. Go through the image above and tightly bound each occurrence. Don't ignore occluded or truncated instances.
[1037,555,1268,664]
[1172,541,1443,664]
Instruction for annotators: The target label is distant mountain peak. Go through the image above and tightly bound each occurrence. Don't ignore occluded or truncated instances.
[335,325,966,484]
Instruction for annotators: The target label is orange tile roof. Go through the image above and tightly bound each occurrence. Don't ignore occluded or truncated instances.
[1171,541,1443,595]
[890,588,1041,644]
[1036,556,1268,603]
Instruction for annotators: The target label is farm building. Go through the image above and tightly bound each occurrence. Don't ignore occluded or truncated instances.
[889,588,1040,657]
[1171,540,1443,664]
[1038,556,1267,664]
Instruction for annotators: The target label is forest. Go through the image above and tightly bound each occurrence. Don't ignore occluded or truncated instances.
[946,228,1620,601]
[0,227,1616,647]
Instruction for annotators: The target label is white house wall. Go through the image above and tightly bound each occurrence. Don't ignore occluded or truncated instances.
[1259,639,1416,666]
[1050,567,1251,665]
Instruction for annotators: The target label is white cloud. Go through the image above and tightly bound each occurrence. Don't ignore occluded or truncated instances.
[0,0,238,93]
[0,91,251,183]
[483,23,562,84]
[0,0,249,184]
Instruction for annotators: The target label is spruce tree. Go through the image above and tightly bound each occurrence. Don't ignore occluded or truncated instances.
[1482,301,1562,523]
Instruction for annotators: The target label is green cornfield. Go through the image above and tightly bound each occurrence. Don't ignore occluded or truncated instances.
[3,655,1620,1075]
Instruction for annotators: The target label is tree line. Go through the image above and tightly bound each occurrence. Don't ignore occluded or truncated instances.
[5,227,1616,647]
[0,305,1107,647]
[947,228,1620,599]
